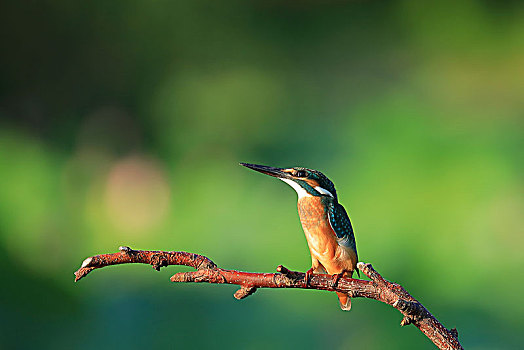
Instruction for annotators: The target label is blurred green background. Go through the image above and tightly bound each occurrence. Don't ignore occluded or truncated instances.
[1,1,523,349]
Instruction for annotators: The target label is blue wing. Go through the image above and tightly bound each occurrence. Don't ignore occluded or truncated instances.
[326,199,359,275]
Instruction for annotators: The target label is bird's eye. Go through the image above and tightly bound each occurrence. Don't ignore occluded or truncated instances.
[295,170,306,177]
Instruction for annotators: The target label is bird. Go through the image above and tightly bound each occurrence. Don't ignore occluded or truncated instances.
[240,163,359,311]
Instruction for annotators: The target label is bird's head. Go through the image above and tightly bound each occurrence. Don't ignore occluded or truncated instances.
[240,163,337,201]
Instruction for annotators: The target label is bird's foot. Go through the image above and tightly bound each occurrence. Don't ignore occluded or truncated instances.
[329,272,345,289]
[304,268,315,286]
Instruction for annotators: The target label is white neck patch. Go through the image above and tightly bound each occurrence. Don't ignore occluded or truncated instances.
[314,186,334,198]
[280,178,311,199]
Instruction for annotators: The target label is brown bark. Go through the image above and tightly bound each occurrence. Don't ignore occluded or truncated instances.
[75,246,463,350]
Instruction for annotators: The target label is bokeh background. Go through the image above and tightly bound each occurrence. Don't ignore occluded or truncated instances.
[1,1,523,349]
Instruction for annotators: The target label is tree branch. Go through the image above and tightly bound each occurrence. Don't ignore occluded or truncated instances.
[75,246,462,350]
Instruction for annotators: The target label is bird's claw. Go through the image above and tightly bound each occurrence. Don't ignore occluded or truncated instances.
[329,272,344,289]
[304,268,314,286]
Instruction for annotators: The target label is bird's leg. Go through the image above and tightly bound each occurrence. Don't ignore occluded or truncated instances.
[306,259,325,286]
[304,268,315,286]
[329,271,346,289]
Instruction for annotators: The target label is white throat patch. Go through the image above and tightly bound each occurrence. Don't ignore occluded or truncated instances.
[314,186,334,198]
[280,178,311,199]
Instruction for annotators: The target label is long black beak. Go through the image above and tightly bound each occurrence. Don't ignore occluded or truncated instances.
[240,163,289,179]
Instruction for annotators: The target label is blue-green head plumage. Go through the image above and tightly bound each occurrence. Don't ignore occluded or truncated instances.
[289,167,338,201]
[240,163,338,201]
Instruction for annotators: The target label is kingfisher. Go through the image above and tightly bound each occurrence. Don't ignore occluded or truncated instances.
[241,163,359,311]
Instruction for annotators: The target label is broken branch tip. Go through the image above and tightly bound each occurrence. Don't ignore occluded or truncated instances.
[81,257,92,268]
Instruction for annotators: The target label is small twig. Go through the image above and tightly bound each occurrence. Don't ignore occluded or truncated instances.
[75,247,463,350]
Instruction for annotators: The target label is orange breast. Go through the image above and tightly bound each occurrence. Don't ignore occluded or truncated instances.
[298,197,337,267]
[297,197,357,275]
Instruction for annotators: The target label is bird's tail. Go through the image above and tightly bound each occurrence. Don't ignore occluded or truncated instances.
[337,292,351,311]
